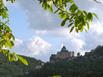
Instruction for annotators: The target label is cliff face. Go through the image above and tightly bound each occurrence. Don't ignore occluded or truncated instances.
[50,46,74,63]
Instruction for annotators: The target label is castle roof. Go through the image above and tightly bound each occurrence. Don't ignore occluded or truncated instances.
[61,46,68,52]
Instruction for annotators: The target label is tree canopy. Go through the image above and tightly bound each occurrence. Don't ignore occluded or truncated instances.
[0,0,99,64]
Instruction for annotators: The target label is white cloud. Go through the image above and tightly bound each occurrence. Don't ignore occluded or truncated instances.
[91,22,103,34]
[11,0,103,61]
[17,0,61,31]
[12,36,52,61]
[59,37,85,52]
[96,0,103,3]
[71,38,85,50]
[27,36,51,56]
[14,38,23,48]
[79,21,103,50]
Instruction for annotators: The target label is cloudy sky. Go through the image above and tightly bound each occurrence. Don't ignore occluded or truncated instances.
[7,0,103,61]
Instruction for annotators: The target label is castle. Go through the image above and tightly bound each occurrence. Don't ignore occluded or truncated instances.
[50,46,75,63]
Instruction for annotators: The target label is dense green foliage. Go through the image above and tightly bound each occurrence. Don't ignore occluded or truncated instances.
[39,0,98,32]
[0,0,29,65]
[0,53,43,77]
[21,45,103,77]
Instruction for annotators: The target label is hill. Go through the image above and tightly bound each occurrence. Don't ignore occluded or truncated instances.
[0,54,44,77]
[22,45,103,77]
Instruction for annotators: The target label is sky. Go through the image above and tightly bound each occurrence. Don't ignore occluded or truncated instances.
[6,0,103,61]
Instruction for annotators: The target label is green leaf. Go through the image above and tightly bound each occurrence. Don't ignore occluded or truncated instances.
[61,18,68,26]
[83,11,88,16]
[5,40,13,48]
[68,0,74,3]
[54,9,59,14]
[48,6,53,12]
[70,3,78,13]
[87,12,93,21]
[51,75,61,77]
[86,22,90,30]
[17,55,28,65]
[70,26,74,32]
[80,25,84,32]
[7,0,15,3]
[68,23,73,27]
[8,52,18,62]
[75,28,78,33]
[59,11,67,19]
[42,3,48,10]
[5,26,12,32]
[92,13,98,19]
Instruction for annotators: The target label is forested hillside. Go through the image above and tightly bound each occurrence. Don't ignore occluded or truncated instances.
[1,45,103,77]
[22,45,103,77]
[0,54,43,77]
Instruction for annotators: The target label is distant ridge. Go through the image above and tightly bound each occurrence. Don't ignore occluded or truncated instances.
[0,54,44,77]
[22,45,103,77]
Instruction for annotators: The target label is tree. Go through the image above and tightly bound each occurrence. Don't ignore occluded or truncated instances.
[77,52,80,57]
[39,0,98,32]
[0,0,98,64]
[0,0,28,65]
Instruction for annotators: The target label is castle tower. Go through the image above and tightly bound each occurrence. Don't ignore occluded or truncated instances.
[61,46,68,52]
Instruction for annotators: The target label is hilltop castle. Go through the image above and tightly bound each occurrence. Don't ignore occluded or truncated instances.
[50,46,75,63]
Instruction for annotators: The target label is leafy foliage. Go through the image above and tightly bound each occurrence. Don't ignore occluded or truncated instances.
[39,0,98,32]
[51,75,62,77]
[0,0,28,65]
[17,55,29,65]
